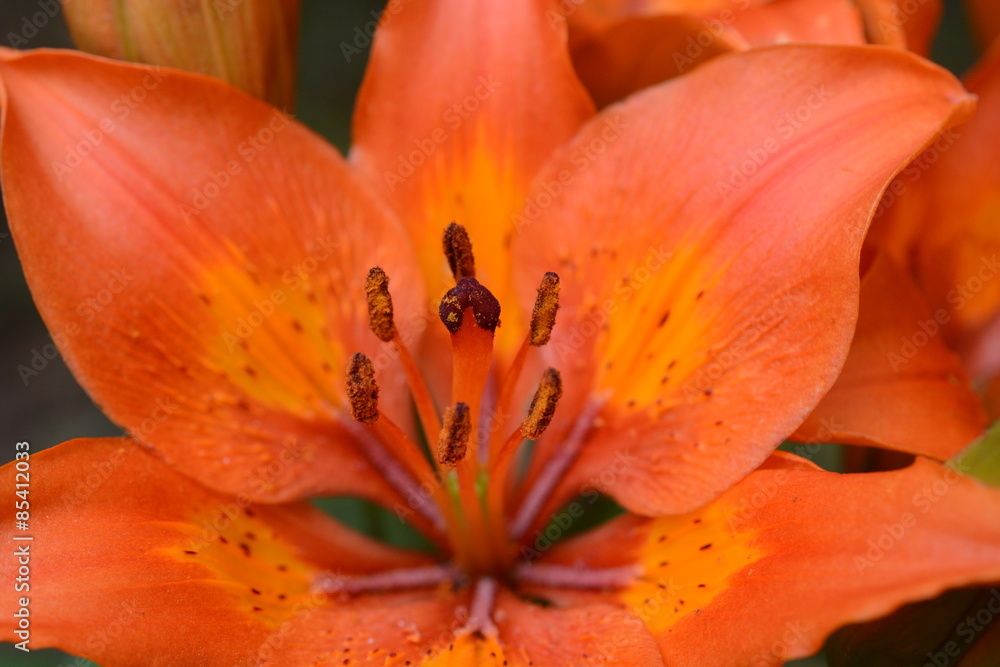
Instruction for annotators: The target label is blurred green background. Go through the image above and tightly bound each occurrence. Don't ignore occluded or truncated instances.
[0,1,984,665]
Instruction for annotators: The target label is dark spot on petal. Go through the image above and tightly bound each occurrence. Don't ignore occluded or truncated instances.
[251,588,261,595]
[700,543,712,551]
[240,542,251,556]
[658,311,670,327]
[696,290,704,300]
[183,550,198,555]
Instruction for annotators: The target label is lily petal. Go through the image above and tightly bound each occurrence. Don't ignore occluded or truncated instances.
[0,48,424,504]
[532,452,1000,666]
[261,588,663,666]
[0,438,431,666]
[512,45,973,517]
[794,253,987,459]
[350,0,595,342]
[568,0,867,107]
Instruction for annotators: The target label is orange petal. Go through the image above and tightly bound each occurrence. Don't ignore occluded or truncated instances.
[0,49,424,504]
[794,253,987,459]
[857,0,943,55]
[512,45,973,518]
[262,587,663,666]
[533,452,1000,665]
[568,0,867,107]
[350,0,595,350]
[0,438,431,665]
[62,0,300,110]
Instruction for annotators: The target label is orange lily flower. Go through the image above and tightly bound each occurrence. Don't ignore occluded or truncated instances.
[567,0,941,107]
[1,1,998,664]
[62,0,301,110]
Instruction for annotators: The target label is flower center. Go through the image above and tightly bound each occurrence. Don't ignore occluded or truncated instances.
[328,224,634,629]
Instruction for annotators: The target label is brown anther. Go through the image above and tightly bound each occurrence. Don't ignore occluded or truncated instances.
[443,222,476,281]
[346,353,379,423]
[522,368,563,439]
[439,277,501,335]
[530,272,560,346]
[437,402,472,467]
[365,267,397,342]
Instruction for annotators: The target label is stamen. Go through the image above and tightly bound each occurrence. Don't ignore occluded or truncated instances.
[529,272,560,347]
[313,564,460,595]
[513,563,639,590]
[521,368,563,439]
[438,402,472,467]
[443,222,476,281]
[458,577,499,638]
[365,267,397,342]
[487,272,562,462]
[345,352,379,423]
[362,266,441,437]
[486,368,562,559]
[509,396,607,540]
[439,277,501,334]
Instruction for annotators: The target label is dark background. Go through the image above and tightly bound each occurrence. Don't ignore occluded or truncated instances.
[0,1,982,665]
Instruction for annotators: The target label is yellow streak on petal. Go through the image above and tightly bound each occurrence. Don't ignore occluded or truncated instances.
[157,507,315,631]
[592,233,730,409]
[620,498,764,635]
[199,261,347,417]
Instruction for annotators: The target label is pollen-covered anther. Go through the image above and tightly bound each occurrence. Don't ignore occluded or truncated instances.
[439,277,501,335]
[437,402,472,467]
[530,272,560,346]
[443,222,476,281]
[522,368,563,439]
[345,352,379,423]
[365,267,397,342]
